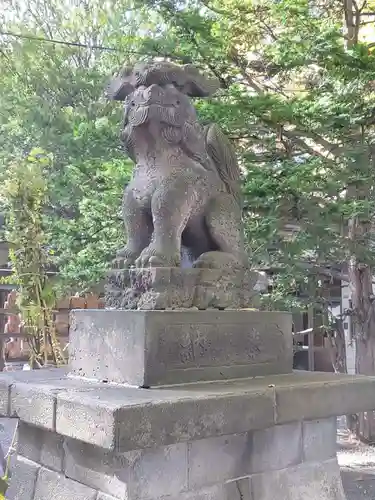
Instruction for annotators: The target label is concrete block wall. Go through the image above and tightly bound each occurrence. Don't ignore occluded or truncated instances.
[6,417,345,500]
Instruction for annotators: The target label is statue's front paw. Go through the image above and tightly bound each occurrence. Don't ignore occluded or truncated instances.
[113,247,138,268]
[135,245,180,268]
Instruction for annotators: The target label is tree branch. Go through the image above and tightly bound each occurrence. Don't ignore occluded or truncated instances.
[162,9,231,87]
[227,48,342,158]
[288,128,344,156]
[273,129,337,162]
[359,0,368,12]
[199,0,230,16]
[228,48,267,93]
[258,19,278,42]
[301,263,351,283]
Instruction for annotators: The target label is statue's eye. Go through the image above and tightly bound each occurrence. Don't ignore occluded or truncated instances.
[176,100,180,105]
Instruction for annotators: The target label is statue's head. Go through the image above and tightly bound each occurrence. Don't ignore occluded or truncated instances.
[106,61,220,101]
[106,61,219,162]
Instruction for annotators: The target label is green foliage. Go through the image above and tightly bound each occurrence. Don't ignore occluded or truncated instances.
[0,0,135,291]
[50,159,131,292]
[131,0,375,312]
[2,0,375,317]
[2,149,65,366]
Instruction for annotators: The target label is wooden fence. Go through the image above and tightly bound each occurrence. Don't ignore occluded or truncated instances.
[293,327,336,372]
[0,291,104,370]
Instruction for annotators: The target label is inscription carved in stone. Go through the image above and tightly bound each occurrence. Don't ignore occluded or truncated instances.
[154,322,285,370]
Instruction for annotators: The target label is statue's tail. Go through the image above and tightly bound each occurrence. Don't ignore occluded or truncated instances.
[204,124,242,206]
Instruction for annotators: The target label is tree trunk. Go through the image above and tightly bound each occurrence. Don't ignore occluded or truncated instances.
[342,0,375,442]
[343,0,359,47]
[354,332,375,442]
[328,317,348,375]
[348,222,375,441]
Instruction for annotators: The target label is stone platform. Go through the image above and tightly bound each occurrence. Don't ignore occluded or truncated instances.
[3,369,375,499]
[3,306,375,500]
[69,309,292,386]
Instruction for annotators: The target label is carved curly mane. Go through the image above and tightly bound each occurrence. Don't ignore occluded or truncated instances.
[204,124,242,206]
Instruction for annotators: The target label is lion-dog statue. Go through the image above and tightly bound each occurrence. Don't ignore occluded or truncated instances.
[106,61,248,270]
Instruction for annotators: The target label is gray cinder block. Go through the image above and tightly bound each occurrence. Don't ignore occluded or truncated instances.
[5,456,40,500]
[302,418,337,462]
[250,458,346,500]
[64,438,188,499]
[251,422,302,473]
[33,467,97,500]
[17,422,64,472]
[188,433,251,488]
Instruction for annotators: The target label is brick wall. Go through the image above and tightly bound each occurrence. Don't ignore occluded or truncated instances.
[1,292,105,367]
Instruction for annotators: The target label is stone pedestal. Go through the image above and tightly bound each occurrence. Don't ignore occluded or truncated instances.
[69,310,293,386]
[2,300,375,499]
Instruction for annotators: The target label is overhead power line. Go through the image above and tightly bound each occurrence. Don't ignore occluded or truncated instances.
[0,30,191,62]
[0,30,121,52]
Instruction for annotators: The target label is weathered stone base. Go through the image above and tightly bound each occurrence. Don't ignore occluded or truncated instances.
[105,267,261,310]
[69,309,293,386]
[7,418,345,500]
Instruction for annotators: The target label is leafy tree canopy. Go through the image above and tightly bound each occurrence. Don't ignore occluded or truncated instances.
[1,0,375,309]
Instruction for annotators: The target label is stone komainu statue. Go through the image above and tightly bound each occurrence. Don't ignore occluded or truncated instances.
[107,61,247,269]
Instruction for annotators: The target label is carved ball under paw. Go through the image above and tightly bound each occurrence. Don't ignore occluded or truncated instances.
[193,251,246,270]
[148,254,180,267]
[135,245,180,268]
[114,247,139,268]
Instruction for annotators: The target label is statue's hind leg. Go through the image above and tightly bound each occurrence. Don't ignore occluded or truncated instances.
[196,194,248,268]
